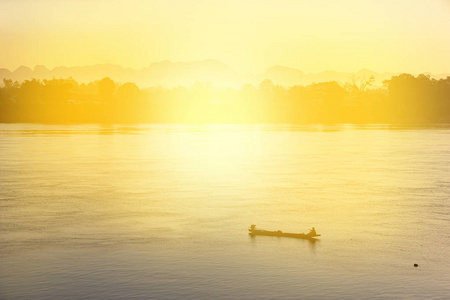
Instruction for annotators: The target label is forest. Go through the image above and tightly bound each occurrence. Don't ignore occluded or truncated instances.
[0,74,449,124]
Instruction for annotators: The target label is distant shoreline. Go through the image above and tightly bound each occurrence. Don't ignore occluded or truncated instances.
[1,74,449,124]
[1,121,449,126]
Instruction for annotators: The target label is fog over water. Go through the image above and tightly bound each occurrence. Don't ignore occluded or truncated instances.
[0,124,449,299]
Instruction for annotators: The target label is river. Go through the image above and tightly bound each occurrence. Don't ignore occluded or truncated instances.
[0,123,449,299]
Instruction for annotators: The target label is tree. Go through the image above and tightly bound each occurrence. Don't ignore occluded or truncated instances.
[259,79,274,91]
[116,82,140,105]
[345,75,375,93]
[96,77,115,103]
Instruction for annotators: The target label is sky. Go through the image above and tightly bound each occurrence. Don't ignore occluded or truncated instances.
[1,0,450,74]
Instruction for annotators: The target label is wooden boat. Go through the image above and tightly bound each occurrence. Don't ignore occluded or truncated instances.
[248,225,320,239]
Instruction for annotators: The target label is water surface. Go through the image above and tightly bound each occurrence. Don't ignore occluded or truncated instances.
[1,124,449,299]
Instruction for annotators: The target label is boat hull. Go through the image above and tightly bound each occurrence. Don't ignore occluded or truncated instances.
[248,229,320,240]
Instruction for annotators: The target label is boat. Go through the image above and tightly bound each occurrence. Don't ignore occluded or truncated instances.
[248,224,320,239]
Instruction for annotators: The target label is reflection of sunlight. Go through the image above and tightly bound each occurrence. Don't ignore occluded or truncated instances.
[166,125,262,196]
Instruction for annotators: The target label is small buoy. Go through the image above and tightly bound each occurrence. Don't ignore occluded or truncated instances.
[414,264,418,267]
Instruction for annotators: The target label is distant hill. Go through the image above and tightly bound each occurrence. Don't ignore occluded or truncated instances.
[1,60,448,88]
[0,60,239,88]
[259,66,404,87]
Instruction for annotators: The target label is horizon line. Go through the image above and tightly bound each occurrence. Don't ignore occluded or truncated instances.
[1,60,449,76]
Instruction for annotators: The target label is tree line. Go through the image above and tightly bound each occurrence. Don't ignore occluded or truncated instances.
[0,74,449,123]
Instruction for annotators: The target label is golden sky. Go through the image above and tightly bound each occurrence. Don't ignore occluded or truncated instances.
[1,0,449,73]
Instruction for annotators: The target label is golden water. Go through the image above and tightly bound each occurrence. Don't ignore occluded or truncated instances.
[1,124,449,299]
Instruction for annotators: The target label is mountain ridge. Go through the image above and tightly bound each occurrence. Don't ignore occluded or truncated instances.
[1,60,449,88]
